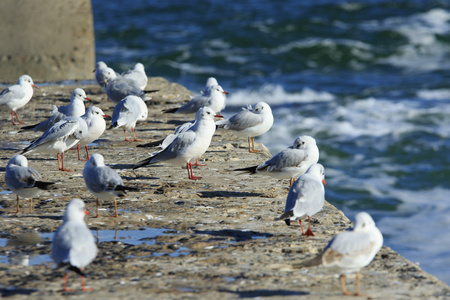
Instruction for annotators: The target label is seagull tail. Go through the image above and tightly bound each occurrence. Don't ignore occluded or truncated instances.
[162,107,178,114]
[274,210,294,222]
[19,123,38,132]
[116,185,139,193]
[132,156,154,169]
[144,89,159,94]
[233,165,258,174]
[136,138,164,148]
[108,122,118,130]
[67,265,87,277]
[293,254,323,269]
[35,181,56,190]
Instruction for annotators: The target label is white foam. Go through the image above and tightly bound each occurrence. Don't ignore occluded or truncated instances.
[417,89,450,100]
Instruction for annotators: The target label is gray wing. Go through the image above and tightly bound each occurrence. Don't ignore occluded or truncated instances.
[112,98,142,126]
[51,222,97,268]
[150,131,196,163]
[23,119,79,153]
[107,77,143,102]
[176,95,208,113]
[33,107,66,132]
[0,85,24,104]
[258,147,305,172]
[5,166,42,190]
[284,174,322,214]
[224,109,263,131]
[86,166,124,194]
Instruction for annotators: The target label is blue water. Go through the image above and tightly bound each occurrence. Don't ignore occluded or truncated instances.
[92,1,450,284]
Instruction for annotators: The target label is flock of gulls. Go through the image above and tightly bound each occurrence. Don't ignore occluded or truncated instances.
[1,64,383,296]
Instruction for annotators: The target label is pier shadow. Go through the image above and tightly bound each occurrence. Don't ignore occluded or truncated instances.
[193,229,272,242]
[219,289,308,298]
[1,288,39,297]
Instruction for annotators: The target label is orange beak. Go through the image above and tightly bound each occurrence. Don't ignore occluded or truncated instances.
[32,84,38,89]
[322,179,327,186]
[85,97,91,101]
[103,114,112,120]
[84,210,90,215]
[223,91,229,94]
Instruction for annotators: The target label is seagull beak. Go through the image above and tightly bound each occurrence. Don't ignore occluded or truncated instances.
[103,114,112,120]
[214,114,224,118]
[84,210,90,215]
[223,91,229,94]
[85,97,92,102]
[92,68,96,73]
[32,84,38,89]
[322,179,327,186]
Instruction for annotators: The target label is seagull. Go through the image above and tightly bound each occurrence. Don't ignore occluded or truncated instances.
[121,62,148,90]
[275,163,326,236]
[133,106,217,180]
[4,155,55,213]
[297,212,383,296]
[216,101,273,153]
[137,108,220,166]
[0,74,38,125]
[22,116,88,172]
[93,61,111,90]
[163,84,228,116]
[200,77,219,96]
[234,136,319,186]
[21,88,91,132]
[83,153,138,217]
[51,199,98,292]
[102,67,157,103]
[77,106,110,161]
[109,95,148,142]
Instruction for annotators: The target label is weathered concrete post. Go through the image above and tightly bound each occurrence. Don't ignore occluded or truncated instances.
[0,0,95,82]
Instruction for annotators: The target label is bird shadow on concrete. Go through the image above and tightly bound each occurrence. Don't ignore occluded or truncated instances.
[1,288,39,297]
[193,229,272,242]
[218,289,309,298]
[197,191,263,198]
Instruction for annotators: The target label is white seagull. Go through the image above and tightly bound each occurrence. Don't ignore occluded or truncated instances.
[21,88,91,132]
[22,116,88,172]
[216,101,273,153]
[298,212,383,296]
[77,106,110,161]
[121,62,148,90]
[200,77,219,96]
[109,95,148,142]
[94,61,111,90]
[0,74,38,125]
[51,199,98,292]
[102,67,157,103]
[275,163,326,236]
[164,84,228,116]
[83,153,138,217]
[133,106,217,180]
[234,136,319,186]
[5,155,55,213]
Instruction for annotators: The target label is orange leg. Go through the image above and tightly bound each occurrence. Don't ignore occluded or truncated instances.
[15,195,20,213]
[123,130,133,142]
[95,198,100,218]
[131,127,142,142]
[77,145,89,161]
[29,198,33,213]
[58,152,72,172]
[303,216,315,237]
[289,177,295,187]
[248,137,261,153]
[193,159,206,166]
[80,269,93,291]
[109,199,119,217]
[58,271,74,292]
[11,110,25,125]
[187,162,202,180]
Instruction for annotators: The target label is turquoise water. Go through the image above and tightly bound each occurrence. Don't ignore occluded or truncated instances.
[92,1,450,284]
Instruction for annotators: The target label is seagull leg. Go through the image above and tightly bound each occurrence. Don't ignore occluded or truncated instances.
[14,111,25,124]
[109,199,119,217]
[187,162,202,180]
[131,127,142,142]
[29,198,33,213]
[123,130,133,142]
[80,268,93,291]
[77,145,89,161]
[303,216,315,237]
[193,159,206,166]
[249,137,261,153]
[58,271,74,292]
[290,177,294,187]
[355,271,366,296]
[298,219,306,235]
[59,152,72,172]
[85,145,90,160]
[95,198,100,218]
[15,195,20,213]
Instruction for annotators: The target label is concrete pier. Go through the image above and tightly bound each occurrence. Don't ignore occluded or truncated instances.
[0,0,95,82]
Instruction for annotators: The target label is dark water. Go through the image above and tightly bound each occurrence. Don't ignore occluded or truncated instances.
[92,0,450,284]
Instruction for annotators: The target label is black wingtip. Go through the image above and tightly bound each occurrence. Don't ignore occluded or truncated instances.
[132,157,153,169]
[35,181,56,190]
[67,265,87,277]
[233,166,258,174]
[136,138,164,148]
[144,89,159,94]
[162,107,178,114]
